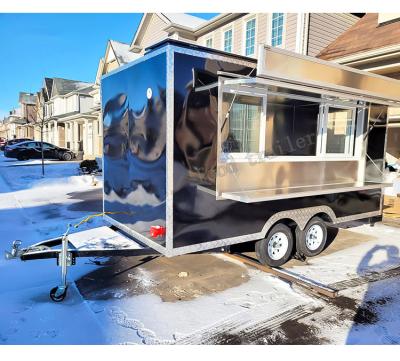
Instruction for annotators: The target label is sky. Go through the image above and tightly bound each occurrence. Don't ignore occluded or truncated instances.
[0,13,218,119]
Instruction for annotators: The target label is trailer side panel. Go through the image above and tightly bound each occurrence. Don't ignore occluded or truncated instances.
[102,52,167,247]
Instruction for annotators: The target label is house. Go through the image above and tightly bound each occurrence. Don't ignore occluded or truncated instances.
[129,13,361,58]
[3,109,24,139]
[317,13,400,161]
[37,77,98,159]
[17,92,37,139]
[0,92,37,140]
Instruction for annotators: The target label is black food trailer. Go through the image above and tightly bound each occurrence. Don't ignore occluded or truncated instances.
[6,40,400,301]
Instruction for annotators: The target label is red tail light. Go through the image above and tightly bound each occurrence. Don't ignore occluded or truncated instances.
[150,225,166,238]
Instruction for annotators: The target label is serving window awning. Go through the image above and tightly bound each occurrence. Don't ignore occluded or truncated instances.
[221,77,398,107]
[257,44,400,104]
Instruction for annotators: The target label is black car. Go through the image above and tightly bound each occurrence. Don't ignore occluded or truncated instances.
[0,138,32,151]
[4,141,75,161]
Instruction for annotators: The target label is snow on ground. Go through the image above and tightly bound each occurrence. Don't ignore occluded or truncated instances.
[1,152,400,345]
[0,153,106,344]
[0,153,316,345]
[87,270,317,345]
[289,223,400,285]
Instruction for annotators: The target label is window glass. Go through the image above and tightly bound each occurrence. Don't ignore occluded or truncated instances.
[224,29,233,52]
[42,142,53,149]
[271,13,284,47]
[245,18,256,56]
[205,37,213,48]
[25,142,37,148]
[265,94,319,156]
[325,107,354,154]
[223,94,262,153]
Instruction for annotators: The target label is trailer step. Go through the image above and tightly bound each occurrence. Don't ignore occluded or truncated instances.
[224,253,338,299]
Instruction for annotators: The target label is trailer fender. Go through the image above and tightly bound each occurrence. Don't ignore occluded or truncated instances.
[260,206,337,238]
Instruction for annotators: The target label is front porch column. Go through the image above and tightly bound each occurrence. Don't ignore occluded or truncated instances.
[72,121,78,152]
[65,122,71,149]
[95,114,103,157]
[43,124,48,142]
[53,120,58,146]
[82,119,87,158]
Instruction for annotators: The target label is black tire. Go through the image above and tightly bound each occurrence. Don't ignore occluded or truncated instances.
[255,223,294,267]
[17,153,28,161]
[62,152,72,161]
[295,216,327,257]
[50,286,68,302]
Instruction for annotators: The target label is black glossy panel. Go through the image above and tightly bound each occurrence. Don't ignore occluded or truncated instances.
[102,53,167,245]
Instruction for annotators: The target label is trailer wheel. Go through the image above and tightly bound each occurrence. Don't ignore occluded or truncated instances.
[50,286,68,302]
[255,223,294,267]
[296,216,327,257]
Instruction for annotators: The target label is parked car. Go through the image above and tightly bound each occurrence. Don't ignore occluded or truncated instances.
[0,138,32,151]
[0,137,6,150]
[4,141,75,161]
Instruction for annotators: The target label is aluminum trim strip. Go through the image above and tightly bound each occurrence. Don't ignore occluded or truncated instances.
[166,46,174,253]
[335,211,381,224]
[170,45,256,68]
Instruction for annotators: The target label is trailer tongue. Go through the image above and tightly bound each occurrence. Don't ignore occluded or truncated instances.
[5,225,156,301]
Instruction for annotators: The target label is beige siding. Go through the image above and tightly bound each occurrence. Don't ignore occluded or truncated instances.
[285,13,298,52]
[307,13,358,57]
[137,14,169,52]
[232,18,243,54]
[257,14,268,49]
[214,29,222,50]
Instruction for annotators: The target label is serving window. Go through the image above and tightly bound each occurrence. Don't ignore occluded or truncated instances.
[220,85,361,162]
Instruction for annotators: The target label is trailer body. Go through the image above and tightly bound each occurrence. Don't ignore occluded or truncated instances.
[101,40,397,257]
[8,39,400,301]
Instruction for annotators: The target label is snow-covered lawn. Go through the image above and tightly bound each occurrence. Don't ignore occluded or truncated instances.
[0,152,400,345]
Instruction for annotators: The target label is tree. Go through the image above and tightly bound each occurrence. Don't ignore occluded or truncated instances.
[32,96,50,177]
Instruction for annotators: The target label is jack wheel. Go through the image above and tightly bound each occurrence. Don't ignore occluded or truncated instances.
[50,286,68,302]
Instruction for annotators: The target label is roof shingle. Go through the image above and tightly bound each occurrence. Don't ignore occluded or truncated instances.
[318,13,400,60]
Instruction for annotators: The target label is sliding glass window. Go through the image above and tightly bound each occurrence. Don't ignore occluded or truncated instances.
[222,94,263,154]
[321,106,356,156]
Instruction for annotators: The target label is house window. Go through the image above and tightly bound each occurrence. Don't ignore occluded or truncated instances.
[205,37,213,48]
[323,107,356,155]
[224,29,233,52]
[245,18,256,56]
[223,94,262,154]
[271,13,284,47]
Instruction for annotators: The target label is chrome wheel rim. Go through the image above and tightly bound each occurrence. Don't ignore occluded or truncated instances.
[267,232,289,261]
[305,224,324,251]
